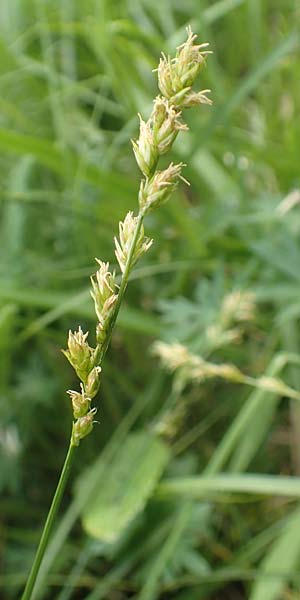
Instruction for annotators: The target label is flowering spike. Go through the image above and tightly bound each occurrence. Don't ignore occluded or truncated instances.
[139,162,187,214]
[85,366,102,399]
[71,408,97,446]
[114,211,153,273]
[179,89,212,108]
[156,27,212,108]
[132,115,158,177]
[62,327,94,384]
[90,261,117,321]
[67,384,90,419]
[151,97,187,155]
[61,28,212,453]
[90,261,118,345]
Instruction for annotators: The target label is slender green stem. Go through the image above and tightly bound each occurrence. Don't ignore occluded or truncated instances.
[21,438,76,600]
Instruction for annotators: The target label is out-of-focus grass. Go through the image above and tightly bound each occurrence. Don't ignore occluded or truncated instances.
[0,1,300,599]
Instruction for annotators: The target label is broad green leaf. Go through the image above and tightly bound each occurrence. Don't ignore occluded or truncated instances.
[79,431,170,542]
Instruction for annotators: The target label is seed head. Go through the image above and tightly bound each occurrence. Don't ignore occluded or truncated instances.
[179,89,212,108]
[72,408,97,446]
[175,27,210,86]
[156,27,212,108]
[90,261,118,346]
[221,291,256,325]
[115,211,153,273]
[63,327,94,383]
[152,341,191,371]
[151,97,187,155]
[132,115,158,177]
[85,366,101,399]
[139,162,187,214]
[91,261,117,321]
[67,385,90,419]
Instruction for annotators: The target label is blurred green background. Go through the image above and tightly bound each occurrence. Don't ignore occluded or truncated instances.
[1,1,300,598]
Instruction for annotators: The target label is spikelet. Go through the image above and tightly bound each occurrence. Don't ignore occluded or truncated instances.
[139,162,187,214]
[114,211,153,273]
[90,260,118,345]
[156,26,212,107]
[63,327,94,384]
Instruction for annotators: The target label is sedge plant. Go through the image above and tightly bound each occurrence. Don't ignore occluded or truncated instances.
[21,27,212,600]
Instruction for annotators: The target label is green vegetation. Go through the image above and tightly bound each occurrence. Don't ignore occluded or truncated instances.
[0,1,299,599]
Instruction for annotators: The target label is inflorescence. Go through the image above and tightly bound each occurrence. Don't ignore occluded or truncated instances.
[63,26,212,446]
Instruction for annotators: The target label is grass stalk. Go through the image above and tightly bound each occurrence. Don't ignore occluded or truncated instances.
[21,441,76,600]
[21,213,145,599]
[21,27,212,598]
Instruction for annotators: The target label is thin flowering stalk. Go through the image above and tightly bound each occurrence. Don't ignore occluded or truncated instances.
[153,341,300,401]
[21,27,212,600]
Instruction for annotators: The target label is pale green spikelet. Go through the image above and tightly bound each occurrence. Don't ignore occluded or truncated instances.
[72,408,97,446]
[67,385,91,420]
[63,327,95,384]
[156,26,212,108]
[114,211,153,273]
[90,260,118,322]
[139,162,187,214]
[90,261,118,345]
[85,366,102,399]
[179,89,212,108]
[131,115,159,177]
[151,96,187,155]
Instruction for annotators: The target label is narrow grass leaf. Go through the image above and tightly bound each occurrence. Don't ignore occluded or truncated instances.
[158,474,300,499]
[250,506,300,600]
[205,354,300,475]
[137,502,192,600]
